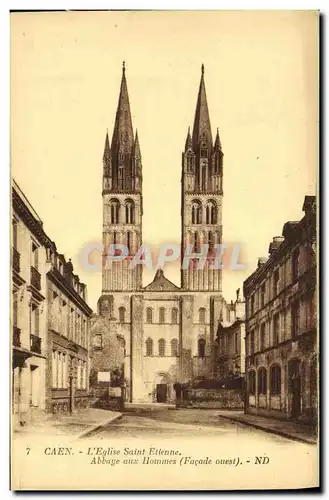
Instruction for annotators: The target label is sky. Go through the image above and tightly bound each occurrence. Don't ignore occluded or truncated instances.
[11,11,318,311]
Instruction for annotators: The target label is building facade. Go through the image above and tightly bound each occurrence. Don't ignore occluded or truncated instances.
[244,196,317,424]
[215,290,246,380]
[46,254,93,414]
[12,182,50,426]
[94,63,229,403]
[12,181,93,426]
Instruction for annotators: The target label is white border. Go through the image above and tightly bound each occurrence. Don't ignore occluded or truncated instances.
[1,2,325,497]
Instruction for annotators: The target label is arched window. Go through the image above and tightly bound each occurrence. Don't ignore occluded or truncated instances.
[158,338,165,357]
[258,367,267,395]
[198,338,206,358]
[125,200,135,224]
[171,339,178,357]
[146,338,153,356]
[248,370,256,395]
[270,364,281,395]
[171,308,178,324]
[199,307,206,324]
[110,199,120,224]
[206,201,217,224]
[191,200,202,224]
[159,307,165,324]
[119,306,126,324]
[146,307,153,324]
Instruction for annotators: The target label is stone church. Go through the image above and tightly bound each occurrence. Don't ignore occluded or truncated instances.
[93,63,231,403]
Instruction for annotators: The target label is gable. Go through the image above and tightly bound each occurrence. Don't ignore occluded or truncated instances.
[144,269,180,292]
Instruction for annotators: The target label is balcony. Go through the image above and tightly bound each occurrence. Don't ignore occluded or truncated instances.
[31,266,41,290]
[12,248,20,273]
[13,326,21,347]
[30,334,41,354]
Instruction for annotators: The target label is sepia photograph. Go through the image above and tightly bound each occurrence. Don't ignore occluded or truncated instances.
[10,10,319,490]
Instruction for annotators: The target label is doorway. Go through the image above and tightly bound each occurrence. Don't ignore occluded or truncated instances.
[156,384,167,403]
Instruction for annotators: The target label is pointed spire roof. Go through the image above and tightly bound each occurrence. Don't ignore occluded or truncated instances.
[192,64,212,150]
[185,126,192,151]
[103,130,111,161]
[133,130,141,158]
[214,128,222,151]
[111,61,134,152]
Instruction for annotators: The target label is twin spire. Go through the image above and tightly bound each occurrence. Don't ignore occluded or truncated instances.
[103,63,222,189]
[185,64,222,154]
[103,62,141,192]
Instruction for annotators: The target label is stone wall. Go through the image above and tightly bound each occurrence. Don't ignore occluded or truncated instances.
[181,388,244,409]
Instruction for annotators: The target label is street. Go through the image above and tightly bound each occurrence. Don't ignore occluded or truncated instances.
[87,407,310,447]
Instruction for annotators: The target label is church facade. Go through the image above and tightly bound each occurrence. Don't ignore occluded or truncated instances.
[95,64,229,403]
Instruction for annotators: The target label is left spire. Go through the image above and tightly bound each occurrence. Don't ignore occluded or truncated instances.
[111,61,134,153]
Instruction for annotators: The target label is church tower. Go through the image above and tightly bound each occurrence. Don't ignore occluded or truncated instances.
[181,65,224,291]
[102,62,143,292]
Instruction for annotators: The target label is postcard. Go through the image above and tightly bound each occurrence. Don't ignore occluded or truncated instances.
[10,10,319,490]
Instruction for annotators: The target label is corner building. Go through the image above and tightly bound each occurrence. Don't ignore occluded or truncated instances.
[97,64,228,403]
[244,196,317,424]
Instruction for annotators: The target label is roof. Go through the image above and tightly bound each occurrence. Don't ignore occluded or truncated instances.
[144,269,181,292]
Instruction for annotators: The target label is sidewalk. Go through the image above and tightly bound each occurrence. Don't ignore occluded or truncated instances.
[217,410,317,445]
[13,408,122,439]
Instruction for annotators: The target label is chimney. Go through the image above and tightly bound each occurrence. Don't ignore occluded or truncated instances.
[268,236,284,255]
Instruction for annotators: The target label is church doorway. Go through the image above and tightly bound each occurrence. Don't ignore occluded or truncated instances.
[154,372,171,403]
[156,384,167,403]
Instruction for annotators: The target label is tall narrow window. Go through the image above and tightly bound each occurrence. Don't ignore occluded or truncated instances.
[118,166,124,190]
[191,201,202,224]
[158,338,165,357]
[146,338,153,356]
[125,200,134,223]
[273,269,280,297]
[292,300,300,338]
[52,351,58,388]
[119,306,126,323]
[260,323,266,351]
[171,308,178,324]
[208,231,214,250]
[273,313,280,345]
[193,232,200,252]
[159,307,165,324]
[127,232,132,253]
[199,307,206,324]
[270,365,281,394]
[258,368,267,395]
[146,307,153,324]
[171,339,178,357]
[250,295,255,316]
[206,201,217,224]
[260,282,266,307]
[198,338,206,358]
[110,199,120,223]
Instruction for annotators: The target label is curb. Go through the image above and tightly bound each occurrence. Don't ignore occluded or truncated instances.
[77,413,123,439]
[218,414,317,445]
